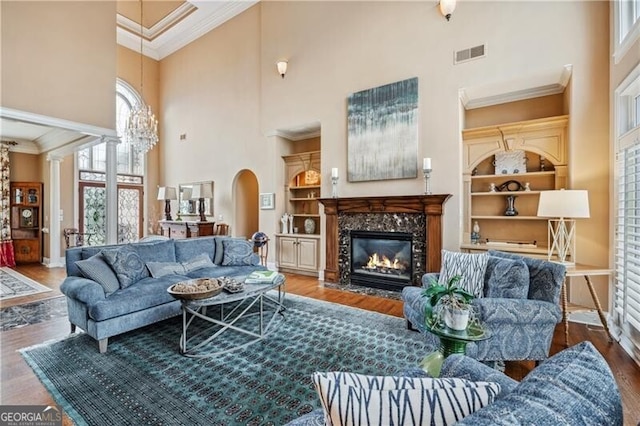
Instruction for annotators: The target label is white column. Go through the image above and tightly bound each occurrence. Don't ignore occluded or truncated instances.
[103,135,120,244]
[46,153,63,267]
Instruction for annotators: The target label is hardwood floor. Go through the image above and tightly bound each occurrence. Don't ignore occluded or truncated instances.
[2,265,639,425]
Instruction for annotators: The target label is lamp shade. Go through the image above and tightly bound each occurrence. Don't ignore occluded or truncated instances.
[191,182,213,199]
[537,189,590,219]
[157,186,177,201]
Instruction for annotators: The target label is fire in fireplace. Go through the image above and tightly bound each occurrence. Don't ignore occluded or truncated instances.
[350,230,413,291]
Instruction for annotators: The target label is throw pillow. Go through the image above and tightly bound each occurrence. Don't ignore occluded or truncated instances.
[438,250,489,297]
[222,239,260,266]
[75,254,120,296]
[182,253,215,272]
[146,261,186,278]
[214,237,232,265]
[483,256,530,299]
[102,245,149,289]
[487,250,566,303]
[313,372,501,426]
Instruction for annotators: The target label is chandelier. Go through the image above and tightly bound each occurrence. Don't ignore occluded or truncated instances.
[125,0,158,154]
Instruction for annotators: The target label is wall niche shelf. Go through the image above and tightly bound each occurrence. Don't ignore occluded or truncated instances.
[462,115,568,257]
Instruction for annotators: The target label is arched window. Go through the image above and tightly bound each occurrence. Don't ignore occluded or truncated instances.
[76,79,146,244]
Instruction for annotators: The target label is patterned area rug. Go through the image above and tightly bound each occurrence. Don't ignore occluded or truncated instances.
[21,293,432,426]
[1,296,67,331]
[0,267,52,300]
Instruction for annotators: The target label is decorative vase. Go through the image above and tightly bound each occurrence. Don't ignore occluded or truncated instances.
[505,195,518,216]
[471,221,481,244]
[304,218,316,234]
[444,307,470,331]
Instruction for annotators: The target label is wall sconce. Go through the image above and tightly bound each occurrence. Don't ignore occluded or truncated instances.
[277,60,288,78]
[439,0,456,21]
[157,186,177,221]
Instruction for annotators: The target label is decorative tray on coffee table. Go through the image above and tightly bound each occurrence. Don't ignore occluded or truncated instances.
[167,278,223,300]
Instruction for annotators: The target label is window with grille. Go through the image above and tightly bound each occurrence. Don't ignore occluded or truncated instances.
[614,63,640,358]
[76,79,145,244]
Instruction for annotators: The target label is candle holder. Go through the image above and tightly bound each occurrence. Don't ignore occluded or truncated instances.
[423,168,432,195]
[331,176,339,198]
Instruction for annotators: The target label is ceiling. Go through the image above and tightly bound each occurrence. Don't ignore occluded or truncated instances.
[1,2,572,154]
[1,1,257,155]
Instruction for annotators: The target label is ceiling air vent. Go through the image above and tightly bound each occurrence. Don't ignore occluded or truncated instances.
[454,44,486,65]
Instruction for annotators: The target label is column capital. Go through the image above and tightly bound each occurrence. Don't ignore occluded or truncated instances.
[101,135,121,146]
[46,153,64,162]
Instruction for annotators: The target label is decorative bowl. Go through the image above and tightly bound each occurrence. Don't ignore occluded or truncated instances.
[219,276,245,293]
[167,278,223,300]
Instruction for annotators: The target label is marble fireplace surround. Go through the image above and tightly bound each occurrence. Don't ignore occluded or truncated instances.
[318,195,451,288]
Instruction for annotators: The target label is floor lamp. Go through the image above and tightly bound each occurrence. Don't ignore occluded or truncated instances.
[537,189,590,265]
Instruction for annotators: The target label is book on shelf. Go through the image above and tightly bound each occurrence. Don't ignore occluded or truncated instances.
[245,270,278,283]
[485,239,537,248]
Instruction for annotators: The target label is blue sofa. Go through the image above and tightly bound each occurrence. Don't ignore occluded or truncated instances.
[286,341,623,425]
[61,236,265,353]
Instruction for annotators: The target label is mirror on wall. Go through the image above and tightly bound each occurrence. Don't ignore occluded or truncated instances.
[178,181,213,217]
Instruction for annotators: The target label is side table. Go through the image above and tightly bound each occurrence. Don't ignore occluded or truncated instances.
[563,264,613,347]
[420,321,489,377]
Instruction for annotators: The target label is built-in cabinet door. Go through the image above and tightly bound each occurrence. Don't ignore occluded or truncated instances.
[278,237,298,269]
[297,238,318,271]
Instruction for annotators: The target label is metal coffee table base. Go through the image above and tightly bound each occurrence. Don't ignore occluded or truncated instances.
[180,288,285,358]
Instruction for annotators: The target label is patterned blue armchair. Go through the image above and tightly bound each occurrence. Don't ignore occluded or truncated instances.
[402,250,567,362]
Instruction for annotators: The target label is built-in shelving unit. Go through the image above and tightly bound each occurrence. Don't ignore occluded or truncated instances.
[277,150,321,276]
[461,115,568,257]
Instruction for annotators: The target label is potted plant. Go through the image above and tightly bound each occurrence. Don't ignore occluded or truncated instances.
[423,275,475,331]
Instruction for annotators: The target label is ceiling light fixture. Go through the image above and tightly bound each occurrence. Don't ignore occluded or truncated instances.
[125,0,158,154]
[439,0,456,21]
[277,61,288,79]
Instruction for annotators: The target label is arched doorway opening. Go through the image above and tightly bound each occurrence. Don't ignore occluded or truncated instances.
[232,169,259,238]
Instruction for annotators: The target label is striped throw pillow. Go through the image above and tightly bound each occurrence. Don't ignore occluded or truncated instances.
[313,372,500,426]
[438,250,489,297]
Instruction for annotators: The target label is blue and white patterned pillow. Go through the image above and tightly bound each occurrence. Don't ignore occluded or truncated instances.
[483,256,530,299]
[438,250,489,297]
[222,239,260,266]
[102,245,149,289]
[313,372,500,426]
[182,253,215,272]
[75,254,120,296]
[146,261,186,278]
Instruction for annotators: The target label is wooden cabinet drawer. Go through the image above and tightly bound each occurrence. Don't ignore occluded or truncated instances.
[13,239,40,263]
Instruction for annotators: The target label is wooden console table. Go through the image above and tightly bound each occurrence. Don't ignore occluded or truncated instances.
[562,264,613,347]
[159,220,214,239]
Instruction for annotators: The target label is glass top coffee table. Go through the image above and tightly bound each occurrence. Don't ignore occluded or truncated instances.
[420,320,489,377]
[177,274,286,358]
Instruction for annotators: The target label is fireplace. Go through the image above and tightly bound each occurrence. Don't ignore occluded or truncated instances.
[318,195,451,293]
[350,231,413,291]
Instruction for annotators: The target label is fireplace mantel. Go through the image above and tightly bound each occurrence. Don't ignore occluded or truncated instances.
[318,194,451,284]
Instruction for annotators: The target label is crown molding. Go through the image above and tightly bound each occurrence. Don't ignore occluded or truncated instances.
[460,65,573,110]
[117,1,258,60]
